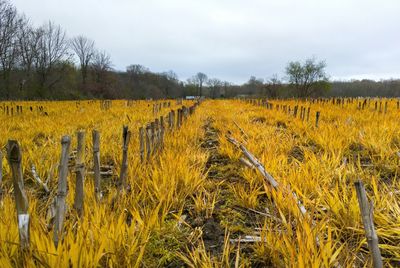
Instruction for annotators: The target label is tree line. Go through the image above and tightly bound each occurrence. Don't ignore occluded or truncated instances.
[1,0,399,100]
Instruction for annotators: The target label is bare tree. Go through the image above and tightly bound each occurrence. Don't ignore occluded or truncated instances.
[0,0,20,96]
[71,35,94,85]
[190,72,207,96]
[264,74,281,98]
[245,76,264,95]
[160,70,178,97]
[127,64,149,76]
[207,78,223,98]
[91,50,112,83]
[17,16,42,92]
[34,21,70,92]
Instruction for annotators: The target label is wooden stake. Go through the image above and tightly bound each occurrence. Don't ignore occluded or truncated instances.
[150,122,156,154]
[168,111,173,129]
[7,140,30,249]
[146,125,151,160]
[0,150,3,200]
[160,116,164,148]
[74,131,85,216]
[178,109,183,127]
[315,111,320,128]
[139,127,145,163]
[119,126,131,191]
[354,180,383,268]
[92,130,102,201]
[171,110,175,129]
[54,136,71,248]
[154,119,160,152]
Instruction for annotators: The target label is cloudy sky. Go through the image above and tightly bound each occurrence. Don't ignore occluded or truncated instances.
[12,0,400,84]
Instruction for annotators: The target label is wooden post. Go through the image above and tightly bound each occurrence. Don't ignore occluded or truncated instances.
[7,141,30,249]
[74,131,85,216]
[178,109,183,127]
[354,180,383,268]
[54,136,71,248]
[307,107,310,122]
[146,125,152,160]
[0,150,2,199]
[171,110,175,129]
[92,130,102,201]
[150,122,156,154]
[119,126,131,191]
[139,127,145,163]
[154,119,160,152]
[315,111,320,128]
[160,116,164,148]
[168,111,173,129]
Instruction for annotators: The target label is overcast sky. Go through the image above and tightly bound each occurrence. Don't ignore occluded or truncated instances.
[12,0,400,84]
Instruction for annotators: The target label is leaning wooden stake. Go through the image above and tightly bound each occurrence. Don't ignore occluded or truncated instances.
[354,180,383,268]
[7,140,30,249]
[54,136,71,248]
[74,131,85,216]
[119,126,131,191]
[92,130,102,201]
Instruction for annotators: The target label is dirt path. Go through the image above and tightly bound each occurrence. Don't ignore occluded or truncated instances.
[185,116,270,265]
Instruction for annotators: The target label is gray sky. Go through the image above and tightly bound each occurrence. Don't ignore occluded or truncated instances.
[13,0,400,84]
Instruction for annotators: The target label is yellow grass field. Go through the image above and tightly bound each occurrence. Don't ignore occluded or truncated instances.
[1,99,400,267]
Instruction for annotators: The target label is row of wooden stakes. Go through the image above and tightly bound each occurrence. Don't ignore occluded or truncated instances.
[246,99,321,128]
[0,105,47,116]
[0,101,200,250]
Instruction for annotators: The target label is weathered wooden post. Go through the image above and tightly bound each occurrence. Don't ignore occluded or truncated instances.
[119,126,131,191]
[315,111,320,128]
[92,130,101,201]
[354,180,383,268]
[146,124,152,160]
[168,111,173,129]
[54,136,71,248]
[7,141,30,249]
[160,116,164,148]
[74,131,85,216]
[178,109,183,127]
[0,150,2,200]
[171,110,175,129]
[139,127,145,163]
[150,122,156,154]
[154,119,160,152]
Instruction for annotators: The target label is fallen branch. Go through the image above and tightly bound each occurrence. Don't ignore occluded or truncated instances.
[31,164,50,194]
[233,121,249,141]
[226,135,307,216]
[239,157,255,170]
